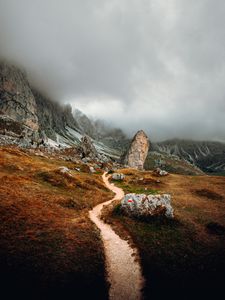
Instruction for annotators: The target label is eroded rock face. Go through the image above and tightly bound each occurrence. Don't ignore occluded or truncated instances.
[121,193,174,219]
[0,62,39,131]
[124,130,149,170]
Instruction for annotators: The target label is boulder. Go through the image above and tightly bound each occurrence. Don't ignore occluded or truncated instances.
[58,166,72,176]
[154,168,169,176]
[121,193,174,219]
[79,135,98,159]
[89,166,96,173]
[112,173,125,180]
[123,130,149,170]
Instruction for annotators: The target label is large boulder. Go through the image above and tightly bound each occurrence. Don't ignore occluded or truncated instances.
[121,193,174,219]
[123,130,149,170]
[79,135,98,159]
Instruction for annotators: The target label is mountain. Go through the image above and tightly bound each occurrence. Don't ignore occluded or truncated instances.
[0,62,39,131]
[74,109,129,151]
[0,61,122,160]
[1,61,225,174]
[152,139,225,174]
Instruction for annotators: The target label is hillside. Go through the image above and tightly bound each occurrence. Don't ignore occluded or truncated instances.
[153,139,225,175]
[0,146,114,299]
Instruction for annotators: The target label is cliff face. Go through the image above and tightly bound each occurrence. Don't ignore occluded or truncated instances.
[0,62,81,144]
[124,130,150,169]
[0,62,39,131]
[33,89,79,140]
[74,109,129,151]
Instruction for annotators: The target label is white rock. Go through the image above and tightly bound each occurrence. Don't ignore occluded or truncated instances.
[89,166,96,173]
[121,193,174,219]
[58,166,70,174]
[154,168,169,176]
[112,173,125,180]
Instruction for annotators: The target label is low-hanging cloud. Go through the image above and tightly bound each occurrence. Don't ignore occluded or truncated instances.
[0,0,225,141]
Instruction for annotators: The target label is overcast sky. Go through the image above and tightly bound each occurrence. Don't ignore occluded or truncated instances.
[0,0,225,141]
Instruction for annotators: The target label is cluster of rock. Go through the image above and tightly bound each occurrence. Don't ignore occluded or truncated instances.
[123,130,149,170]
[79,135,109,164]
[121,193,174,219]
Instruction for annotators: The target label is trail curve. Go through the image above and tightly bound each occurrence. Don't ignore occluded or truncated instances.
[89,172,144,300]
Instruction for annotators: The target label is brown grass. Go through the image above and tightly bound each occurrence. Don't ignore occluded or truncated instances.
[0,146,112,299]
[106,168,225,299]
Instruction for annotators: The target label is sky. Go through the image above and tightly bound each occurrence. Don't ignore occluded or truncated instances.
[0,0,225,141]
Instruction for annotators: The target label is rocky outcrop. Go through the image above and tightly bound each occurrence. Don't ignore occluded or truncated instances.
[74,109,96,138]
[0,62,39,131]
[121,193,174,219]
[74,109,129,152]
[79,135,98,159]
[123,130,149,170]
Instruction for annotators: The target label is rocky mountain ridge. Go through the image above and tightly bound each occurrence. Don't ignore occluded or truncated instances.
[1,61,225,174]
[0,61,122,161]
[0,62,39,131]
[152,139,225,174]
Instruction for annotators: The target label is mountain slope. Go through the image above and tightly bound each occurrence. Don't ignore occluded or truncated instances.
[152,139,225,174]
[0,62,122,160]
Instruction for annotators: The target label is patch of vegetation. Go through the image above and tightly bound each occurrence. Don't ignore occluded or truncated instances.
[114,180,159,194]
[206,222,225,235]
[107,169,114,175]
[0,146,110,299]
[108,169,225,299]
[194,188,224,201]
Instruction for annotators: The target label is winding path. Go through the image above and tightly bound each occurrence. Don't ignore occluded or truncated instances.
[89,172,144,300]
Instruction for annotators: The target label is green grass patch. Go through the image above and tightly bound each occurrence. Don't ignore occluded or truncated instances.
[114,181,159,194]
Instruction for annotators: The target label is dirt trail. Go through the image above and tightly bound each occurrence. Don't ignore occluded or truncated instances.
[89,172,144,300]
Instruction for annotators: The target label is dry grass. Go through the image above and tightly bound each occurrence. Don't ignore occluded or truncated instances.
[107,168,225,299]
[0,146,112,300]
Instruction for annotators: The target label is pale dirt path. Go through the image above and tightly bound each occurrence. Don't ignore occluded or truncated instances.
[89,172,144,300]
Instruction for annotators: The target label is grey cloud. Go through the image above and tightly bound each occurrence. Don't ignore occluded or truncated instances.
[0,0,225,142]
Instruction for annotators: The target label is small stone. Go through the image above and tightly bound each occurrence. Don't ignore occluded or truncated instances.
[58,166,70,174]
[89,166,96,173]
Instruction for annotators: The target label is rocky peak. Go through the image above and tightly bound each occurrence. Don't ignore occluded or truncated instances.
[123,130,150,170]
[0,62,39,131]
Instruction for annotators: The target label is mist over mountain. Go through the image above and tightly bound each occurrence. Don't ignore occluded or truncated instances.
[0,0,225,141]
